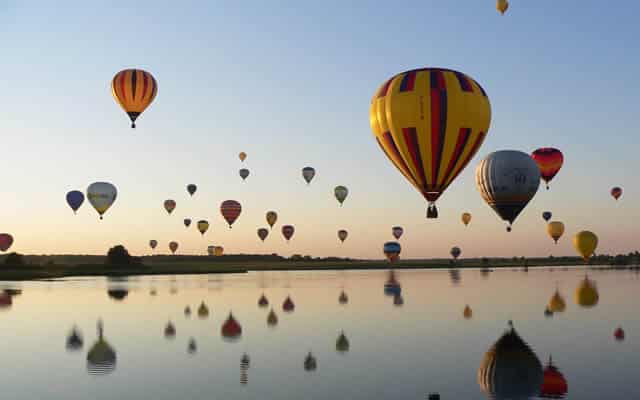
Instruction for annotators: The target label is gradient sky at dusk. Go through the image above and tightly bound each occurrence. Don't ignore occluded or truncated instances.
[1,1,638,258]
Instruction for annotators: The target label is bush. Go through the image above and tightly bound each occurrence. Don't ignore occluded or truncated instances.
[106,245,139,266]
[4,252,25,266]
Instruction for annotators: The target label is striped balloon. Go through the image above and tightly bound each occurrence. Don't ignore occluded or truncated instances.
[531,148,563,190]
[370,68,491,218]
[220,200,242,228]
[111,69,157,128]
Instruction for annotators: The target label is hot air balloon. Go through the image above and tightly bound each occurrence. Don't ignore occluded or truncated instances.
[283,296,295,312]
[461,212,471,227]
[339,290,348,304]
[111,69,157,128]
[183,218,192,228]
[282,225,295,242]
[302,167,316,184]
[475,150,541,231]
[548,290,566,313]
[164,200,176,215]
[540,356,568,399]
[266,211,277,228]
[169,241,178,254]
[197,302,209,318]
[370,68,491,219]
[304,352,317,371]
[87,320,116,375]
[334,186,348,206]
[496,0,509,15]
[221,312,242,340]
[392,226,404,239]
[573,231,598,262]
[478,322,543,399]
[258,294,269,307]
[66,190,85,214]
[547,221,565,244]
[220,200,241,228]
[575,276,599,307]
[532,148,563,189]
[336,331,350,353]
[149,240,158,250]
[384,242,401,262]
[186,184,197,196]
[0,234,14,252]
[267,309,278,326]
[463,305,473,319]
[164,321,176,338]
[338,229,348,243]
[197,220,209,235]
[207,245,215,256]
[86,182,117,220]
[239,168,250,181]
[611,186,622,200]
[239,152,247,162]
[614,327,625,341]
[214,246,224,256]
[450,246,461,260]
[257,228,269,242]
[542,211,552,222]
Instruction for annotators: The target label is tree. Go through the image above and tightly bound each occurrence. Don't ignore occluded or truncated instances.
[4,252,25,266]
[106,245,136,266]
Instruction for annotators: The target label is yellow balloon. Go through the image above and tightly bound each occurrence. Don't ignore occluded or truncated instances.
[496,0,509,15]
[548,290,566,312]
[575,276,599,307]
[239,152,247,162]
[214,246,224,257]
[463,305,473,319]
[547,221,565,244]
[573,231,598,262]
[462,212,472,226]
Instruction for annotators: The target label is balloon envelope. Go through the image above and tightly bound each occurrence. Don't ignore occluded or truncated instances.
[111,69,157,128]
[0,234,14,252]
[183,218,191,227]
[450,246,461,260]
[573,231,598,262]
[302,167,316,184]
[87,182,117,219]
[334,186,348,205]
[164,200,176,214]
[496,0,509,14]
[66,190,85,213]
[149,240,158,250]
[338,229,348,243]
[220,200,241,227]
[547,221,565,244]
[542,211,552,222]
[239,152,247,162]
[169,241,178,254]
[461,213,472,226]
[186,184,197,196]
[531,148,563,189]
[239,168,250,181]
[282,225,295,241]
[197,220,209,235]
[475,150,540,231]
[214,246,224,256]
[266,211,278,228]
[257,228,269,242]
[611,187,622,200]
[384,241,401,262]
[392,226,404,239]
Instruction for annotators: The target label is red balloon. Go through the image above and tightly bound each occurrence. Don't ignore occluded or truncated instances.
[220,200,242,228]
[531,148,564,189]
[283,296,295,312]
[614,327,625,341]
[0,233,14,252]
[611,187,622,200]
[540,357,568,398]
[221,313,242,339]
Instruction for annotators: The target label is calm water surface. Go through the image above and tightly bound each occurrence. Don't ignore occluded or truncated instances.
[0,268,638,399]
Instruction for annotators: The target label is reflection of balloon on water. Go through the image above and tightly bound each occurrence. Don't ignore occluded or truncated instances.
[393,294,404,306]
[461,213,471,226]
[337,229,348,243]
[0,234,14,252]
[197,220,209,235]
[164,199,176,214]
[542,211,552,222]
[220,200,242,228]
[547,221,565,244]
[370,68,491,219]
[496,0,509,15]
[544,307,554,318]
[449,269,461,285]
[531,148,564,190]
[183,218,192,228]
[282,225,295,242]
[186,184,197,196]
[184,306,191,317]
[66,326,84,351]
[304,352,317,371]
[164,321,176,338]
[111,68,157,128]
[384,270,402,296]
[169,241,178,254]
[614,327,625,341]
[267,309,278,326]
[87,320,116,375]
[257,228,269,242]
[239,152,247,162]
[450,246,461,260]
[258,294,269,307]
[283,296,295,312]
[611,186,622,200]
[573,231,598,262]
[188,338,197,354]
[336,331,350,353]
[197,301,209,318]
[384,242,401,262]
[334,186,348,206]
[477,321,543,399]
[575,276,599,307]
[302,167,316,184]
[266,211,277,228]
[87,182,117,220]
[463,305,473,319]
[0,291,11,308]
[392,226,404,240]
[240,353,250,385]
[66,190,85,214]
[548,290,566,313]
[221,312,242,340]
[239,168,250,181]
[540,356,568,399]
[149,240,158,250]
[475,150,540,232]
[107,288,128,301]
[338,290,348,304]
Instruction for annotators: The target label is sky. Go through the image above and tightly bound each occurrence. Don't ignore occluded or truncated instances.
[0,1,639,259]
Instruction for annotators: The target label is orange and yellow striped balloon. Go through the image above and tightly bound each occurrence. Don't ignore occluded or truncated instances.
[111,69,158,128]
[370,68,491,218]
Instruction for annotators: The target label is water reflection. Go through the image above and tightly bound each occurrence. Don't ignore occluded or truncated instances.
[86,320,116,375]
[240,353,250,385]
[575,275,599,307]
[548,289,566,313]
[464,304,473,319]
[304,352,317,371]
[282,295,295,312]
[267,308,278,327]
[338,290,348,305]
[0,291,12,309]
[384,270,402,295]
[477,321,543,399]
[221,312,242,341]
[197,301,209,318]
[540,356,568,398]
[66,326,84,351]
[164,321,176,338]
[449,269,461,285]
[336,331,349,353]
[187,337,197,354]
[258,293,269,307]
[184,305,191,317]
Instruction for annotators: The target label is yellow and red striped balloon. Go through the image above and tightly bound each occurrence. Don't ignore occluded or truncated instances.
[111,69,158,128]
[531,148,564,189]
[370,68,491,218]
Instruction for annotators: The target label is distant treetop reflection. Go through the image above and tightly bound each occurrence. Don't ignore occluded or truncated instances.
[87,320,116,376]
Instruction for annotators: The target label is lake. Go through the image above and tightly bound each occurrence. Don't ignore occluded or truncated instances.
[0,267,638,399]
